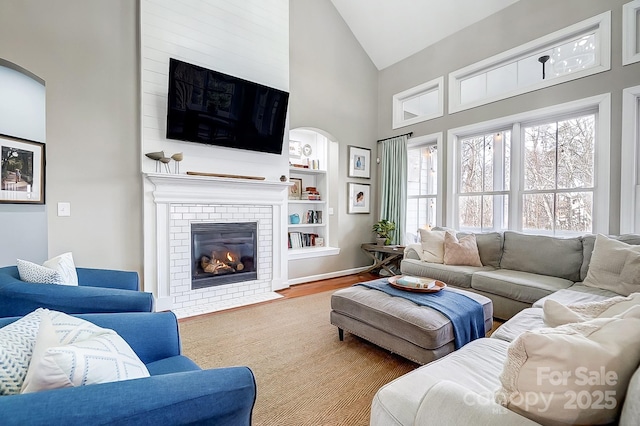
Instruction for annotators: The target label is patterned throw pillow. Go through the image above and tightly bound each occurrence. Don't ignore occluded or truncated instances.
[443,232,483,267]
[16,259,63,284]
[0,309,44,395]
[21,310,149,394]
[42,252,78,286]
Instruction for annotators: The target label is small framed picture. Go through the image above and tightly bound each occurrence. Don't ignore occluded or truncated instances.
[348,145,371,179]
[348,182,370,214]
[289,140,302,158]
[0,134,45,204]
[289,178,302,200]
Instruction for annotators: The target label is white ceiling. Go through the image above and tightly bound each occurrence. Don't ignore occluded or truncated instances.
[330,0,521,70]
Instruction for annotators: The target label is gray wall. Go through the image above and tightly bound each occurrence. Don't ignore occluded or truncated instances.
[0,0,141,271]
[289,0,380,278]
[378,0,640,234]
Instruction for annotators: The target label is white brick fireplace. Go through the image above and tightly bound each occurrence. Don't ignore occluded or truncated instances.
[145,173,290,318]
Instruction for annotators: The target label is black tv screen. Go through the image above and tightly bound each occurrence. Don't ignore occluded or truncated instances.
[166,58,289,155]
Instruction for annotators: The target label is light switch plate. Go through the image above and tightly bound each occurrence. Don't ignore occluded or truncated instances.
[328,207,334,215]
[57,202,71,217]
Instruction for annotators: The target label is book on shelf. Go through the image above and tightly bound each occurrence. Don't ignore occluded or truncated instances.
[288,232,320,249]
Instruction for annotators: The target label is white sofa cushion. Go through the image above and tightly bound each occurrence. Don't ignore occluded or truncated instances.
[543,293,640,327]
[371,338,510,426]
[418,229,446,263]
[583,234,640,296]
[496,306,640,425]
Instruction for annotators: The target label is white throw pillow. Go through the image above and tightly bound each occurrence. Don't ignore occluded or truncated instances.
[16,259,64,284]
[0,309,44,395]
[496,306,640,425]
[418,229,446,263]
[583,234,640,296]
[42,252,78,286]
[21,310,149,393]
[543,293,640,327]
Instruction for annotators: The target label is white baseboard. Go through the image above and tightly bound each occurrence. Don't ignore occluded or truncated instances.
[286,266,371,286]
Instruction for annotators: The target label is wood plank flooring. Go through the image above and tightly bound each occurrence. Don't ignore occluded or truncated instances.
[277,272,380,298]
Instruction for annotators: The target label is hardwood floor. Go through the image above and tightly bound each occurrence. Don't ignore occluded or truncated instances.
[277,272,380,298]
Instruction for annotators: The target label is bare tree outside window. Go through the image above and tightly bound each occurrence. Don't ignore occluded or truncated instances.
[523,114,595,233]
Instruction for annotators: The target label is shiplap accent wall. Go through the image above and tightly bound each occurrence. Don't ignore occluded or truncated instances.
[140,0,289,179]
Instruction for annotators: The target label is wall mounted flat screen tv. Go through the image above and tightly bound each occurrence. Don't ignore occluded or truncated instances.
[166,58,289,155]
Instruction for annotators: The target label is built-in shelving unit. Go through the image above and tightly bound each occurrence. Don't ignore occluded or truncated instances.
[288,129,339,260]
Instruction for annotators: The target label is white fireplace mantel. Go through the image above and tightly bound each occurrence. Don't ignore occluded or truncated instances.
[144,172,290,316]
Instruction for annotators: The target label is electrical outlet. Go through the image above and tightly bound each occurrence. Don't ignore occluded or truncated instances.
[57,202,71,217]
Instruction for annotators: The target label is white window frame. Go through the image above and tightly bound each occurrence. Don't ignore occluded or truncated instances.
[447,93,611,235]
[623,0,640,65]
[406,132,444,228]
[448,11,611,114]
[621,84,640,233]
[392,77,444,129]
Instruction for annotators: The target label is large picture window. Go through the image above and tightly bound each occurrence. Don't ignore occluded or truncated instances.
[448,94,610,235]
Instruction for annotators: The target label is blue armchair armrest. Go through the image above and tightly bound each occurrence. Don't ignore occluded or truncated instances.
[0,266,153,317]
[0,312,257,425]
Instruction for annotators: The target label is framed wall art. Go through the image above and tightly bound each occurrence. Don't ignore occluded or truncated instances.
[348,182,370,214]
[0,134,45,204]
[348,145,371,178]
[289,178,302,200]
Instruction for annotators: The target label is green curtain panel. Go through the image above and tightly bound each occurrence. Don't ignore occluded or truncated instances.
[379,135,408,245]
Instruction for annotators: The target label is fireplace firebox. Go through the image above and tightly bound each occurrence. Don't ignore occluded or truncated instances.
[191,222,257,289]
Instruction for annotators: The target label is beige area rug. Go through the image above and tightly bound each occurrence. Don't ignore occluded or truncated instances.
[179,290,417,426]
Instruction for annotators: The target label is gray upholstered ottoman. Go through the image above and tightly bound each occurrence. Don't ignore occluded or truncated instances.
[330,284,493,364]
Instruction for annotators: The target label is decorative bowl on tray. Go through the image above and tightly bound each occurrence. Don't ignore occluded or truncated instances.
[388,275,446,293]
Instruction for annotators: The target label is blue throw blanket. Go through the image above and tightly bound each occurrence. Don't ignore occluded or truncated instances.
[356,278,486,349]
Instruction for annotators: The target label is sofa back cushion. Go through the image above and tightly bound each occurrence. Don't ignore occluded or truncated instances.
[500,231,582,281]
[581,234,640,281]
[458,232,503,268]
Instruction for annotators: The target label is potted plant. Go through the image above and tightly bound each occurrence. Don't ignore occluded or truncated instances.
[372,219,396,246]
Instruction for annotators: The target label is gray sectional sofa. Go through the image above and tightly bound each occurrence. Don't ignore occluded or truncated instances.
[402,231,640,320]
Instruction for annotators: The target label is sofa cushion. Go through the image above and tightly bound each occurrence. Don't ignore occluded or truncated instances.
[16,259,64,285]
[491,308,545,343]
[620,367,640,426]
[496,307,640,425]
[472,269,574,304]
[0,309,42,395]
[371,338,510,426]
[42,252,78,286]
[401,258,493,289]
[418,229,446,263]
[500,231,583,281]
[581,233,640,281]
[542,293,640,327]
[533,284,619,308]
[146,355,201,375]
[583,234,640,296]
[21,310,150,393]
[458,231,503,268]
[443,232,482,266]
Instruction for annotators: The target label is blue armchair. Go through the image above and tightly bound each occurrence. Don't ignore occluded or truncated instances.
[0,266,154,317]
[0,311,256,425]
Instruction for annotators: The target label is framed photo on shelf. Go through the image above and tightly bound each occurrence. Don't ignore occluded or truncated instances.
[348,145,371,179]
[289,140,302,158]
[289,178,303,200]
[0,134,45,204]
[348,182,370,214]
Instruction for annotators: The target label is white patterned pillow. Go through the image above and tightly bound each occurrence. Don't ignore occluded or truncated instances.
[17,259,63,284]
[21,310,149,393]
[42,252,78,286]
[0,309,44,395]
[443,232,483,267]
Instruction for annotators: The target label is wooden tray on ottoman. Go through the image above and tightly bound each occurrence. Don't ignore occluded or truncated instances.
[388,275,446,293]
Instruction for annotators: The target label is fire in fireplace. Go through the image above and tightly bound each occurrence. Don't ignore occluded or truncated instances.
[191,222,257,289]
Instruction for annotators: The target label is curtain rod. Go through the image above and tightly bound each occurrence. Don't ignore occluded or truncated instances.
[377,132,413,143]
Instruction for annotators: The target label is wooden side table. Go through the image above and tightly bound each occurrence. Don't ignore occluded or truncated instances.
[360,243,405,275]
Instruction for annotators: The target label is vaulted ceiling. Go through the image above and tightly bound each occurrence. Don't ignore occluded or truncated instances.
[330,0,521,70]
